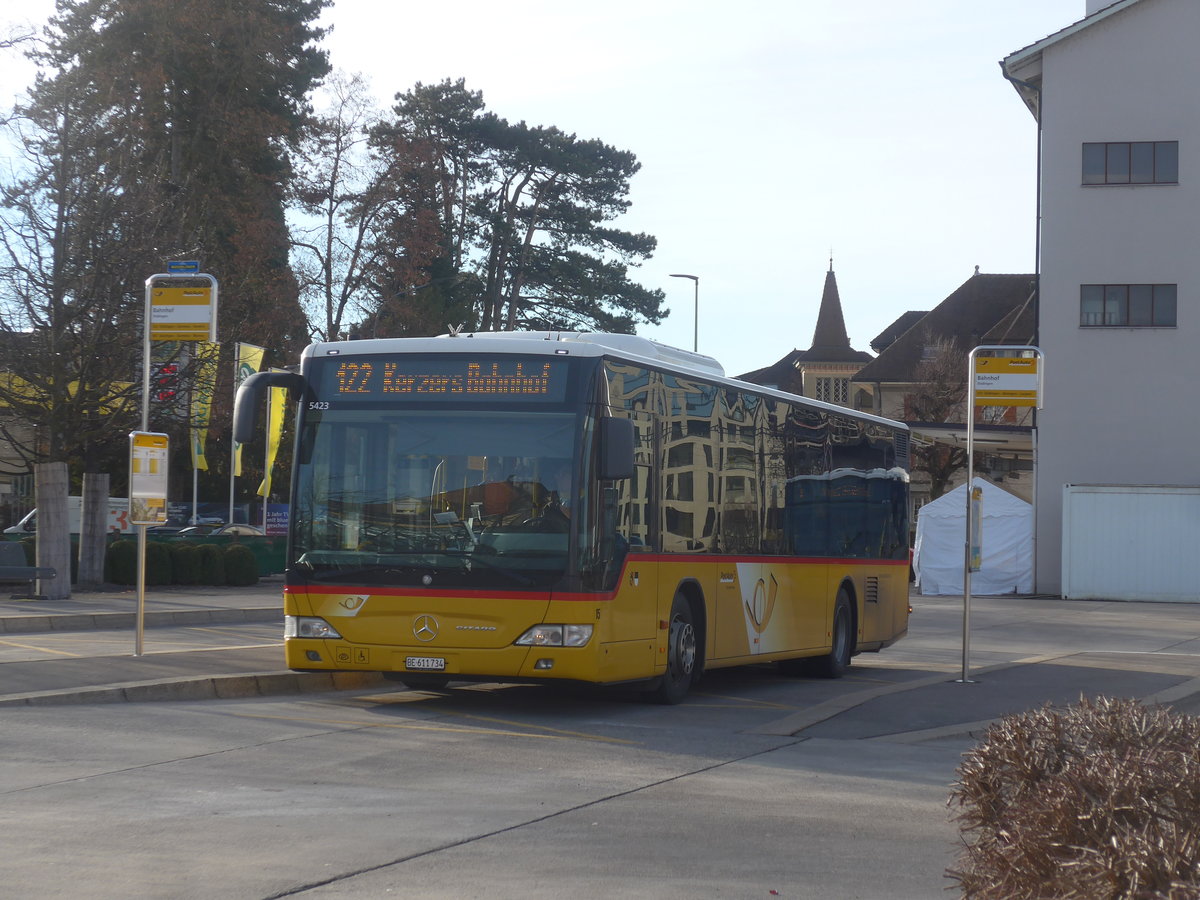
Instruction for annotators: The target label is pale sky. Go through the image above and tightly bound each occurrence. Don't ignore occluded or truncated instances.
[1,0,1086,378]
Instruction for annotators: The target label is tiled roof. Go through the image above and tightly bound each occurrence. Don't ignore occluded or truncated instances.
[852,273,1036,384]
[870,311,928,354]
[737,350,803,387]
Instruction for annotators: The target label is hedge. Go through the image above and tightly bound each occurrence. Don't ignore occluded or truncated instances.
[102,539,259,586]
[948,695,1200,898]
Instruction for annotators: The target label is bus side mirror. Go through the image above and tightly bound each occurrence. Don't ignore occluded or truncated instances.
[233,371,307,444]
[598,417,635,481]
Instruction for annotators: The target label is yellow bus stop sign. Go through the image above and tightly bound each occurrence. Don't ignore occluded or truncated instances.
[973,356,1040,407]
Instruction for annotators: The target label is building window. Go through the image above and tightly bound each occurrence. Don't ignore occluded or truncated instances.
[815,377,849,404]
[1080,284,1177,327]
[1082,141,1178,185]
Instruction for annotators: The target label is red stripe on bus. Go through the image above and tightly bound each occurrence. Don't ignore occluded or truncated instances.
[622,552,910,567]
[284,554,907,604]
[286,584,549,601]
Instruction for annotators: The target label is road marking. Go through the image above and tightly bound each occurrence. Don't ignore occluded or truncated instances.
[456,713,636,745]
[689,692,793,710]
[230,711,577,741]
[0,638,80,657]
[192,626,279,638]
[140,643,281,653]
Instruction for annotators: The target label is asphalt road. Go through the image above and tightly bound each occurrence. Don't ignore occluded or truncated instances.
[1,591,1198,898]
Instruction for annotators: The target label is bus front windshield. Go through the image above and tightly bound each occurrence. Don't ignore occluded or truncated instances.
[291,407,579,590]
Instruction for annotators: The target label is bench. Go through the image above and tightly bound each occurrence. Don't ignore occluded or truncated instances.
[0,541,56,600]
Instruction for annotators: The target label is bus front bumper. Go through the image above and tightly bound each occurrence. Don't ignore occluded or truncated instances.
[285,637,603,683]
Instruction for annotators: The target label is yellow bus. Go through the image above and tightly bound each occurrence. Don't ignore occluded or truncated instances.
[235,332,911,703]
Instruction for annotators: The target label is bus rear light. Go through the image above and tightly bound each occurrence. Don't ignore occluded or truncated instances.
[514,624,593,647]
[285,616,343,640]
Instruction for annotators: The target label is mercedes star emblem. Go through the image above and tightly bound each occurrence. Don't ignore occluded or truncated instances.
[413,614,439,642]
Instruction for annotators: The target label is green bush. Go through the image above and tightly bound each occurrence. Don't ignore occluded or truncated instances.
[144,540,173,585]
[169,542,202,585]
[195,543,225,585]
[222,542,259,586]
[948,695,1200,898]
[105,539,138,585]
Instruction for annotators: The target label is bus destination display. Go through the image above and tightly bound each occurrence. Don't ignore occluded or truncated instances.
[323,356,568,402]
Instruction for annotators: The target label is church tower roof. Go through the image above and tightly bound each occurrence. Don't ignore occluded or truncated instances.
[805,260,872,363]
[809,264,850,353]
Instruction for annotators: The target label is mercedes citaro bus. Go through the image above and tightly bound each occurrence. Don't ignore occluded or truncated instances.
[234,331,911,703]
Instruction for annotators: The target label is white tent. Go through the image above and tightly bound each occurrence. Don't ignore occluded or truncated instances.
[913,478,1033,596]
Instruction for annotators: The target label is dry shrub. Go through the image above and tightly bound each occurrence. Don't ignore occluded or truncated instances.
[948,695,1200,899]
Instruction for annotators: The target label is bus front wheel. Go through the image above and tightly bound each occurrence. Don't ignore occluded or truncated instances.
[652,594,697,704]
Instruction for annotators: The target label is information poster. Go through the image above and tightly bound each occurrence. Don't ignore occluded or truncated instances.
[130,432,169,524]
[149,285,214,341]
[969,485,983,572]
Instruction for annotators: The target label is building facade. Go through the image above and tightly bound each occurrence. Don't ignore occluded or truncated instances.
[1003,0,1200,594]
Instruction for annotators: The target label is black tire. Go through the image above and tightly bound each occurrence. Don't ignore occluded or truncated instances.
[652,594,698,704]
[812,589,853,679]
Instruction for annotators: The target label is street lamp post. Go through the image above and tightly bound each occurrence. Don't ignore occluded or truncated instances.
[669,273,699,352]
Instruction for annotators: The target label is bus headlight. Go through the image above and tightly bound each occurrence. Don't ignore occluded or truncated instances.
[514,624,593,647]
[284,616,343,640]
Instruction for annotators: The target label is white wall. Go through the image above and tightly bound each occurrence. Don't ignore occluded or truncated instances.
[1036,0,1200,594]
[1063,485,1200,600]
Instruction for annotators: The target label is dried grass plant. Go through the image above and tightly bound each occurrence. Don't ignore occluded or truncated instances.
[948,695,1200,899]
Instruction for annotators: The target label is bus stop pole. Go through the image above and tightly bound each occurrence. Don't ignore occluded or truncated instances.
[959,348,978,684]
[136,280,153,657]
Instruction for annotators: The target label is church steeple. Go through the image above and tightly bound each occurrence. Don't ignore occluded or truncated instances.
[808,263,852,356]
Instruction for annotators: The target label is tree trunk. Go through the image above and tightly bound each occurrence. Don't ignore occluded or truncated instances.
[77,472,110,589]
[35,462,71,600]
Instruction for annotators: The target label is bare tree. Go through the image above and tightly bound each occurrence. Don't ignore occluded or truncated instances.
[905,335,968,500]
[290,72,384,340]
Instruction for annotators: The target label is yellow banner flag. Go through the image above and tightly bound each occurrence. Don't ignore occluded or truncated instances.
[190,342,219,471]
[233,343,266,477]
[257,378,288,499]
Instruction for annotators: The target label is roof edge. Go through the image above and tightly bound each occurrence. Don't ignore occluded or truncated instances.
[1002,0,1145,71]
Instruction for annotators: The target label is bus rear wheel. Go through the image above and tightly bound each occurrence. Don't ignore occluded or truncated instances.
[652,594,697,705]
[812,589,853,679]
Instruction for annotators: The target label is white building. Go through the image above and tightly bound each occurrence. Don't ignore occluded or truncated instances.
[1003,0,1200,598]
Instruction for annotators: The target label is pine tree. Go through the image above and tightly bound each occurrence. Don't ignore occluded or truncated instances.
[371,79,666,336]
[0,0,330,485]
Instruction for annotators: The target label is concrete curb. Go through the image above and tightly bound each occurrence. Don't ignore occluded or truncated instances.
[0,607,282,635]
[0,670,388,707]
[748,653,1200,739]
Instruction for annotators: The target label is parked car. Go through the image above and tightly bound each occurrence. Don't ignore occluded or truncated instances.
[173,524,219,537]
[145,524,189,535]
[190,523,264,537]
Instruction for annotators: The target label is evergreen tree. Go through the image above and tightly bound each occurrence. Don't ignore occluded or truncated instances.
[39,0,332,354]
[0,0,329,486]
[371,79,665,336]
